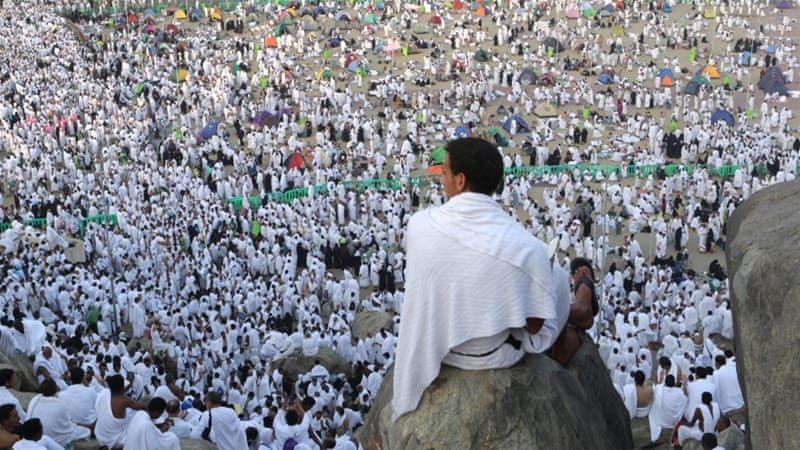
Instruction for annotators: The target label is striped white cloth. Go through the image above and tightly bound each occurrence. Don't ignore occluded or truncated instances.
[392,192,558,421]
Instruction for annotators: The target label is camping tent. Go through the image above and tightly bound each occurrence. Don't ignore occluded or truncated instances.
[519,68,537,85]
[698,65,720,79]
[684,81,700,95]
[759,67,788,94]
[657,68,674,78]
[691,75,711,86]
[543,37,565,52]
[335,11,352,21]
[430,146,446,164]
[429,15,442,25]
[534,103,558,117]
[362,13,379,24]
[775,0,793,9]
[170,68,189,82]
[190,7,203,21]
[413,24,431,34]
[537,72,556,86]
[474,49,489,62]
[597,73,614,84]
[660,75,674,87]
[488,128,508,146]
[285,152,305,169]
[344,53,360,67]
[198,122,219,140]
[175,9,187,19]
[710,110,735,126]
[265,36,278,48]
[209,8,222,21]
[503,114,531,133]
[454,124,472,138]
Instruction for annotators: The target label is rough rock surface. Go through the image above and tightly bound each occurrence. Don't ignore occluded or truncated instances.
[726,180,800,450]
[0,351,38,391]
[356,341,632,450]
[352,311,394,339]
[272,347,351,385]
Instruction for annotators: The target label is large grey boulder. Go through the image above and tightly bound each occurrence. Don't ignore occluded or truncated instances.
[726,180,800,450]
[0,351,38,392]
[272,347,352,385]
[352,311,394,339]
[356,341,632,450]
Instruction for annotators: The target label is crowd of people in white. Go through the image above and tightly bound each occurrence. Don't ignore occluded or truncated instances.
[0,0,797,448]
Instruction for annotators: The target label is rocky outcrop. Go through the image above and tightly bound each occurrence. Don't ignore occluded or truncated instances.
[356,341,632,450]
[352,311,394,339]
[0,351,38,391]
[272,347,351,385]
[726,180,800,450]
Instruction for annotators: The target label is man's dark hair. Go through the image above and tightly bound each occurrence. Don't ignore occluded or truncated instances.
[665,375,676,387]
[633,370,645,386]
[445,138,504,195]
[166,400,181,414]
[148,397,167,415]
[107,374,125,394]
[0,369,14,387]
[701,391,713,404]
[570,257,595,278]
[715,354,727,366]
[70,367,85,385]
[245,426,259,443]
[18,418,43,441]
[701,432,718,449]
[285,409,300,426]
[206,391,222,406]
[0,404,16,423]
[40,378,58,396]
[659,356,671,368]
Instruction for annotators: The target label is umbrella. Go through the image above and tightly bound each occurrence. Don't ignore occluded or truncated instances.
[566,8,580,18]
[429,15,443,25]
[658,68,674,78]
[684,81,700,95]
[776,0,793,9]
[519,68,537,85]
[597,73,613,84]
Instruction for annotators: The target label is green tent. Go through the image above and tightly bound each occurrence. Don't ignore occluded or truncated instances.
[274,23,288,36]
[280,16,294,25]
[320,68,333,79]
[413,24,430,34]
[474,49,489,62]
[363,13,379,24]
[691,75,710,86]
[431,145,446,164]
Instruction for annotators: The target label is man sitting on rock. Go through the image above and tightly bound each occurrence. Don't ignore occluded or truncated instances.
[0,369,26,421]
[550,257,599,365]
[392,138,562,421]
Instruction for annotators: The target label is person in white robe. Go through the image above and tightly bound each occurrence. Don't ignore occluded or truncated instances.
[32,347,67,391]
[648,375,688,443]
[393,139,558,421]
[0,369,26,420]
[26,379,91,447]
[124,398,181,450]
[711,354,744,414]
[94,375,142,449]
[189,392,247,450]
[677,392,721,446]
[56,368,97,428]
[623,370,653,419]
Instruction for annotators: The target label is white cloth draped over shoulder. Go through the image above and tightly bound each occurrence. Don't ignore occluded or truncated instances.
[94,389,132,448]
[392,193,558,421]
[123,410,181,450]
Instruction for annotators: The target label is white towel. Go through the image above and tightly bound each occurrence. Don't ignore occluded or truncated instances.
[392,193,557,421]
